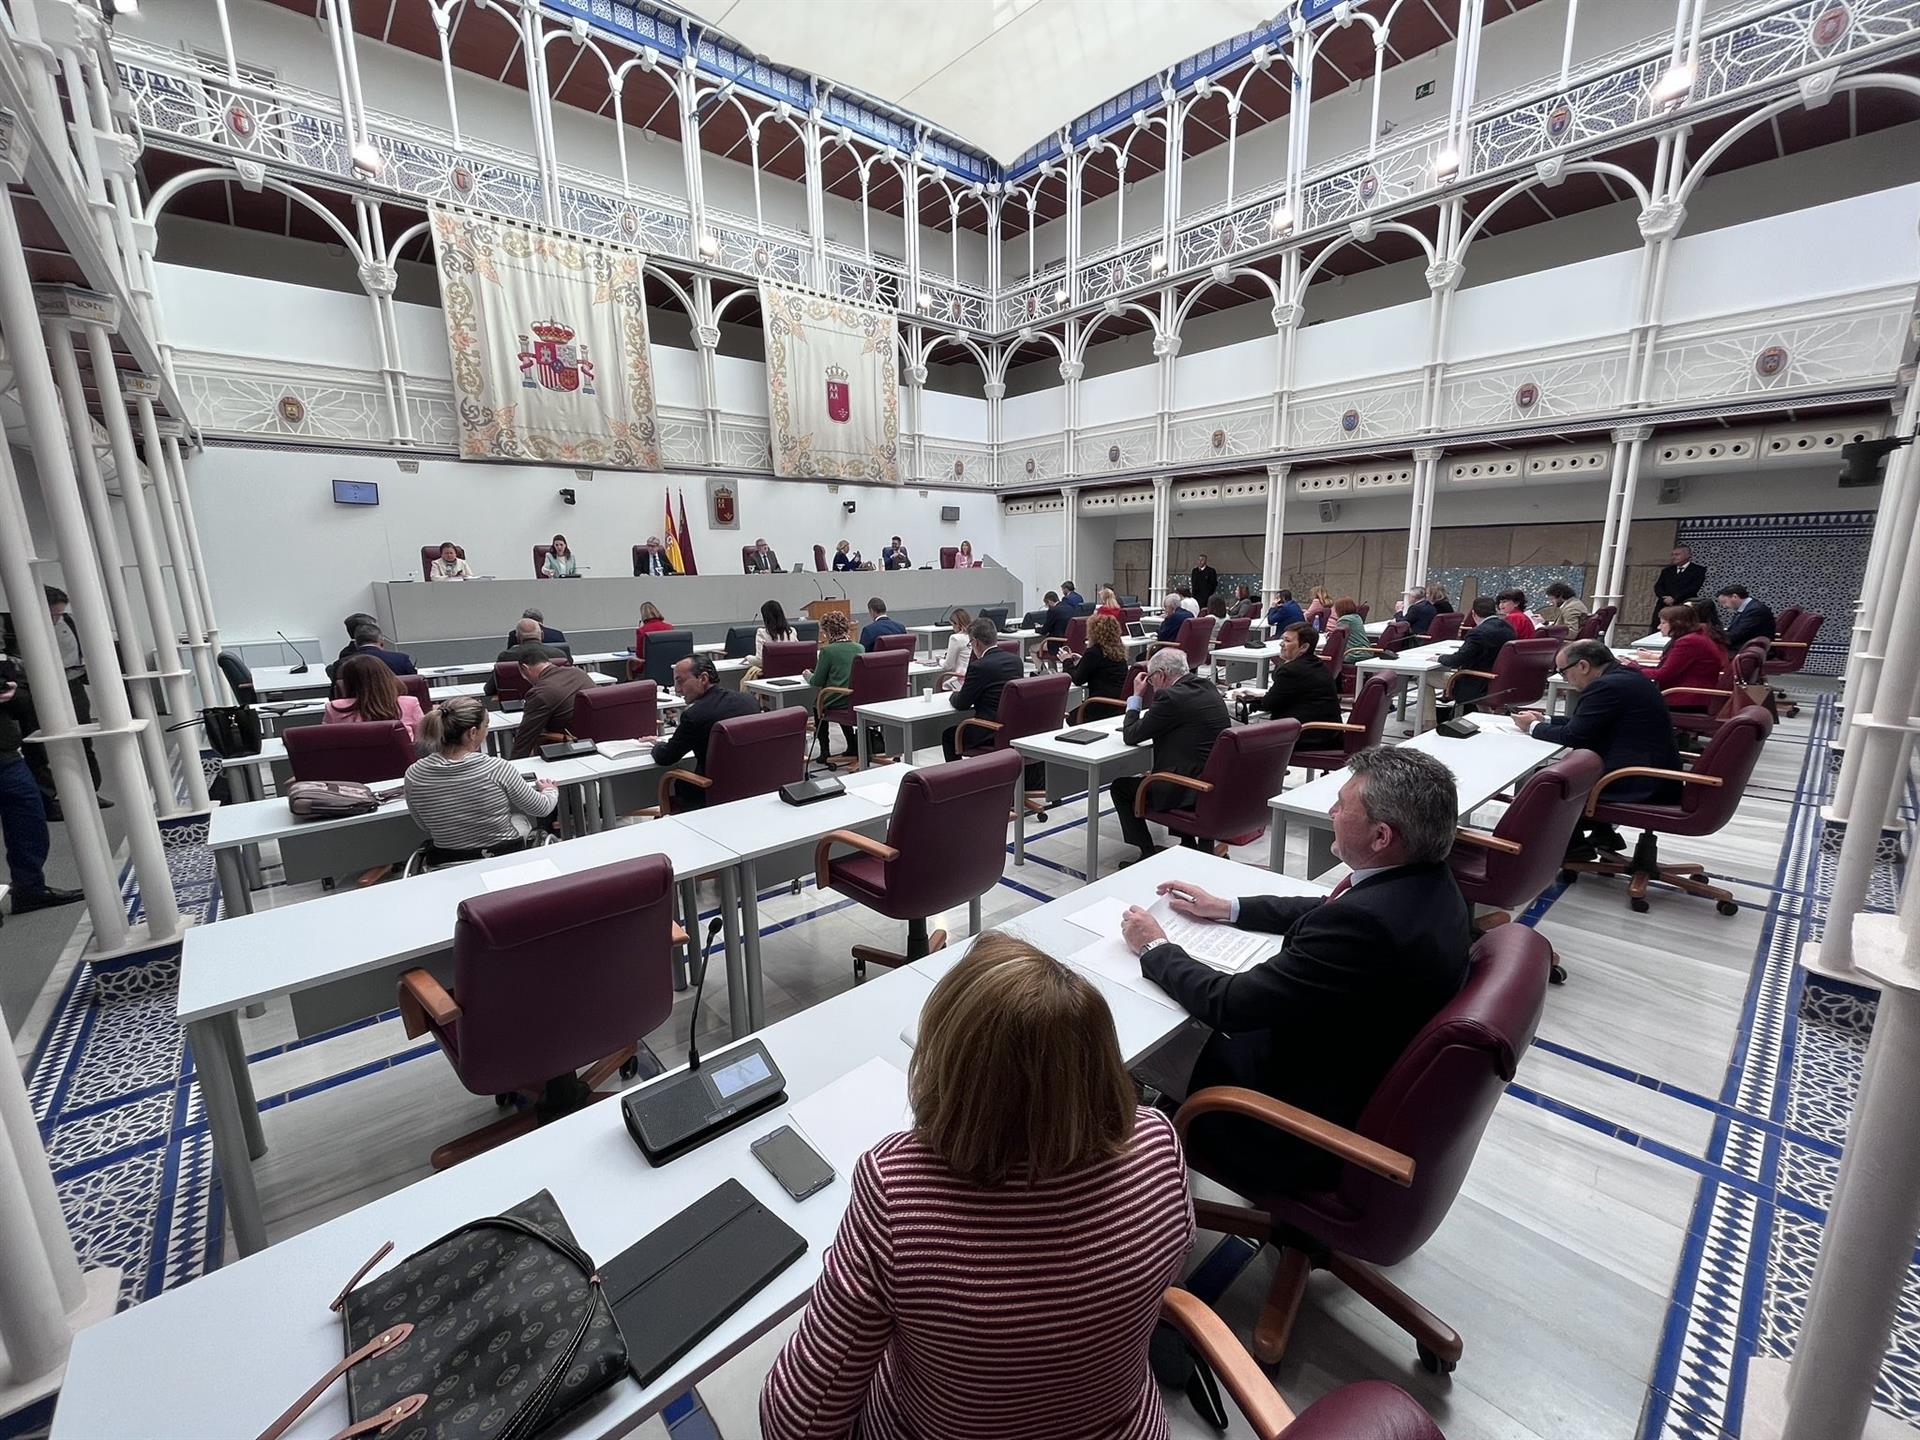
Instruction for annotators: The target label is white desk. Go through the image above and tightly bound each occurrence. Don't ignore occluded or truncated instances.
[1010,712,1151,879]
[1267,712,1564,876]
[854,689,968,766]
[1212,640,1286,689]
[179,818,739,1257]
[674,766,926,1034]
[1364,619,1393,638]
[1352,638,1458,733]
[908,622,954,659]
[746,663,942,713]
[1628,631,1668,650]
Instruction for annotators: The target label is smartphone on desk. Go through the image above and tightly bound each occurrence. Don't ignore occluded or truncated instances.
[752,1125,835,1201]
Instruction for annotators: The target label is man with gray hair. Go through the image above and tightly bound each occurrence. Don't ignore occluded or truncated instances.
[503,607,566,650]
[1111,645,1229,864]
[1120,744,1472,1196]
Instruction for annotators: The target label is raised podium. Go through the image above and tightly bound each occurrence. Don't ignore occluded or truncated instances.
[803,598,851,621]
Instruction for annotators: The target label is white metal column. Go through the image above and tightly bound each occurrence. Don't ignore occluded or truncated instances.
[1262,463,1289,600]
[152,434,225,706]
[1149,474,1173,600]
[1060,487,1080,589]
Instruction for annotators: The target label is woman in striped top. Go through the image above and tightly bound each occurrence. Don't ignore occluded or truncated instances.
[761,934,1194,1440]
[403,697,558,855]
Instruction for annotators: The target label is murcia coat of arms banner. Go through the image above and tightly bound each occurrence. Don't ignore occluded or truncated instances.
[759,284,899,483]
[431,206,660,469]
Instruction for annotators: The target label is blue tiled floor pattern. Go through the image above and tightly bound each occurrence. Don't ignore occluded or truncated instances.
[15,692,1918,1440]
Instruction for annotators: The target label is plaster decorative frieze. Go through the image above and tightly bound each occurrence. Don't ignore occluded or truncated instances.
[695,324,722,350]
[1425,258,1464,294]
[1152,334,1181,359]
[1271,302,1302,330]
[905,364,928,386]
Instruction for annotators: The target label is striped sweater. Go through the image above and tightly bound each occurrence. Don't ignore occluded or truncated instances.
[402,750,555,852]
[760,1108,1193,1440]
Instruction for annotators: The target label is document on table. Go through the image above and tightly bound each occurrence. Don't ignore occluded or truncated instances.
[479,858,561,893]
[595,738,650,759]
[1065,894,1268,973]
[1063,935,1186,1013]
[850,767,913,808]
[785,1057,913,1178]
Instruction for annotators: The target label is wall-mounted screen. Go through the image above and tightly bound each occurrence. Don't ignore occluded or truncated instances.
[332,479,380,506]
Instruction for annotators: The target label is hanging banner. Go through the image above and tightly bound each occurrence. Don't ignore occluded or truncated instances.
[760,284,899,483]
[432,206,660,469]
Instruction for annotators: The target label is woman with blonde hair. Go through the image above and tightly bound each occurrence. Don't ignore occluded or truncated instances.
[322,654,423,741]
[936,607,974,691]
[1094,586,1123,620]
[403,696,558,857]
[761,934,1193,1440]
[1303,585,1334,628]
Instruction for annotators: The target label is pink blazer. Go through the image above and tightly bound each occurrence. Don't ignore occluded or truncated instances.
[321,695,424,741]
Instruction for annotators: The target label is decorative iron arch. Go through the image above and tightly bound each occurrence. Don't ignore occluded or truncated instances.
[1071,302,1163,364]
[1291,220,1436,302]
[145,166,366,261]
[1454,162,1653,257]
[1674,74,1920,212]
[1171,267,1285,334]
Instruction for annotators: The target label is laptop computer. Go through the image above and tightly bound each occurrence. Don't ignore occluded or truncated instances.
[1127,620,1152,639]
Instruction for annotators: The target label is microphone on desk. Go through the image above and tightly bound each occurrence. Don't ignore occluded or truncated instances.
[683,916,727,1072]
[277,630,311,675]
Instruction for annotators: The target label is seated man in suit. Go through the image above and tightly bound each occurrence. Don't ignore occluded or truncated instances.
[651,655,758,810]
[485,619,573,697]
[860,596,905,651]
[746,537,782,573]
[1059,579,1086,610]
[1393,586,1436,637]
[635,537,678,577]
[502,607,566,650]
[1119,744,1471,1198]
[1716,584,1776,651]
[331,622,417,682]
[509,645,595,759]
[1438,596,1514,711]
[1236,622,1340,726]
[336,611,378,664]
[1110,648,1230,865]
[1034,589,1075,668]
[881,536,912,571]
[1265,590,1305,630]
[1511,638,1683,859]
[942,617,1022,762]
[1154,595,1187,643]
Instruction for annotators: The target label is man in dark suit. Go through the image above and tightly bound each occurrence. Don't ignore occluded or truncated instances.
[485,620,573,697]
[1154,596,1187,642]
[0,657,81,912]
[2,586,106,811]
[1652,544,1706,628]
[1438,596,1514,710]
[942,618,1022,761]
[1189,555,1219,607]
[510,645,596,759]
[1512,638,1682,857]
[1717,584,1776,651]
[1110,648,1230,863]
[501,608,566,651]
[1120,744,1471,1197]
[1238,623,1340,726]
[334,623,417,679]
[746,538,782,574]
[652,656,758,810]
[1266,590,1305,629]
[1394,586,1437,637]
[860,597,905,651]
[881,536,912,571]
[635,538,678,577]
[1060,579,1086,610]
[336,611,378,664]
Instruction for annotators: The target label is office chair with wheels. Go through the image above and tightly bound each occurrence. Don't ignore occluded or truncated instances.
[814,544,828,571]
[654,707,809,814]
[1076,662,1144,722]
[815,749,1022,980]
[393,673,432,710]
[1375,620,1412,655]
[952,672,1072,814]
[1762,610,1821,716]
[532,544,552,578]
[403,830,559,878]
[940,546,959,568]
[397,854,677,1168]
[569,680,658,743]
[874,631,919,655]
[284,720,415,783]
[1290,674,1393,777]
[815,648,912,768]
[216,650,259,707]
[978,606,1010,632]
[1448,750,1603,985]
[1772,605,1804,639]
[1439,637,1558,713]
[1561,705,1772,915]
[640,628,694,688]
[1666,643,1769,744]
[1135,719,1300,855]
[1177,922,1552,1371]
[1316,627,1348,687]
[492,661,530,703]
[1574,605,1618,642]
[1151,614,1217,671]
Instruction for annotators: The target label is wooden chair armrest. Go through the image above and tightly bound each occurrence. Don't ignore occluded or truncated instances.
[1175,1086,1416,1185]
[1768,640,1808,652]
[1585,765,1722,817]
[1452,827,1524,855]
[540,731,567,745]
[813,828,901,889]
[1159,1289,1296,1440]
[1297,721,1365,736]
[955,716,1002,749]
[1132,771,1213,816]
[1660,687,1730,702]
[397,968,459,1040]
[1075,696,1129,722]
[1440,668,1496,699]
[814,685,851,719]
[656,768,709,815]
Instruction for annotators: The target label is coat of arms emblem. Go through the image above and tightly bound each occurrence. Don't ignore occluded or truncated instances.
[825,363,851,423]
[518,319,595,394]
[712,483,736,526]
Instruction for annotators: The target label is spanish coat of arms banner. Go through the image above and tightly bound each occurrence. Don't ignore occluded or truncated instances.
[431,206,660,469]
[759,284,899,483]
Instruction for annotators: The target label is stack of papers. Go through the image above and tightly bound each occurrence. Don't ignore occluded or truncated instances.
[850,766,913,809]
[595,738,650,759]
[1066,895,1269,973]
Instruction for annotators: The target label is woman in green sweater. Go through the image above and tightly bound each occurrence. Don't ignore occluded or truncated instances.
[809,610,864,762]
[1331,596,1378,659]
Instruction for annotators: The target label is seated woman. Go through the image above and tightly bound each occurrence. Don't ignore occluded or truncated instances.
[743,599,795,685]
[1626,603,1728,712]
[808,610,863,761]
[832,539,859,571]
[322,654,424,741]
[936,608,973,692]
[954,539,982,568]
[1067,614,1129,712]
[1303,585,1333,629]
[403,697,558,858]
[1330,595,1376,657]
[1094,587,1124,620]
[428,540,472,582]
[637,600,673,636]
[541,533,578,578]
[760,933,1192,1440]
[1238,622,1340,725]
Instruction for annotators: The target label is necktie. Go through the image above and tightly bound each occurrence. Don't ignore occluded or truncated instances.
[1327,875,1354,901]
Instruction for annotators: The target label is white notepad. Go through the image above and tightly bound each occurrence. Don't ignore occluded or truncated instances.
[1063,935,1187,1013]
[785,1057,913,1178]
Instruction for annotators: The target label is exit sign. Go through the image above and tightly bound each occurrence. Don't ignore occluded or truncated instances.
[1415,80,1435,99]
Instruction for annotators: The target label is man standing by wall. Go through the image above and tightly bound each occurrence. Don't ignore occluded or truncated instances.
[2,587,106,815]
[1652,544,1706,628]
[0,656,82,913]
[1189,554,1219,607]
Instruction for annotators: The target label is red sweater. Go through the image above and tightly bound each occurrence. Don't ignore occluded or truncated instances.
[760,1109,1193,1440]
[1505,610,1536,639]
[1641,630,1728,710]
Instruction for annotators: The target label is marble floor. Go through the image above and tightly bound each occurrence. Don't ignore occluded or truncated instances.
[15,679,1917,1440]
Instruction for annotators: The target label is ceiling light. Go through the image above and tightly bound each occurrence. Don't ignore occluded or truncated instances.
[1269,206,1293,235]
[698,233,720,259]
[1432,147,1460,180]
[1148,252,1168,275]
[1651,63,1694,106]
[916,290,932,310]
[1052,286,1069,305]
[349,139,383,176]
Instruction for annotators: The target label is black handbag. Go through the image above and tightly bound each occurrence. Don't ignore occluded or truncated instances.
[257,1191,626,1440]
[195,704,262,758]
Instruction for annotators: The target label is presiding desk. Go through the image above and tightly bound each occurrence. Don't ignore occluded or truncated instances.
[61,849,1315,1440]
[370,566,1018,659]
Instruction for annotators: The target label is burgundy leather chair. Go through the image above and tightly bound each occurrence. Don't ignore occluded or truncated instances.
[1159,1290,1445,1439]
[1574,604,1617,642]
[394,673,432,709]
[813,544,828,572]
[1213,616,1252,650]
[1440,637,1558,712]
[1538,623,1569,642]
[1039,614,1090,668]
[874,631,919,655]
[1426,611,1465,644]
[569,679,658,743]
[633,543,674,577]
[1136,719,1300,855]
[532,544,552,578]
[420,543,464,581]
[1772,604,1804,638]
[1120,606,1144,626]
[397,854,676,1168]
[1317,626,1348,685]
[655,706,809,814]
[761,640,818,680]
[1375,619,1412,655]
[1355,602,1371,621]
[1291,673,1393,776]
[493,660,530,703]
[1177,922,1552,1371]
[954,672,1073,812]
[1153,613,1217,671]
[1449,750,1604,986]
[1666,644,1765,742]
[1563,705,1773,915]
[1763,610,1821,717]
[815,748,1023,979]
[1078,661,1144,723]
[285,719,414,783]
[939,546,959,569]
[816,648,912,768]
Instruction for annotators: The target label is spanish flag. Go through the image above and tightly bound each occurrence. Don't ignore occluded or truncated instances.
[662,493,685,576]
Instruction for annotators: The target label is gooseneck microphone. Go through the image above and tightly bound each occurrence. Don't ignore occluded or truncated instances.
[277,630,311,675]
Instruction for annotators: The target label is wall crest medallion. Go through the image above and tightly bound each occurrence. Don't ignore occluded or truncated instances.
[1546,104,1573,140]
[1755,345,1789,378]
[275,394,306,427]
[1211,429,1227,451]
[618,211,639,240]
[1025,457,1037,476]
[1341,408,1361,434]
[225,104,255,140]
[953,459,966,478]
[1358,170,1379,203]
[1514,381,1540,412]
[1108,444,1122,464]
[450,162,475,197]
[1811,3,1851,48]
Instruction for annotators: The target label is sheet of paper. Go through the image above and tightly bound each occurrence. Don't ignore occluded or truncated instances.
[785,1057,913,1178]
[850,767,913,808]
[594,738,649,759]
[1064,935,1187,1013]
[1065,895,1134,938]
[1063,895,1267,973]
[478,857,561,893]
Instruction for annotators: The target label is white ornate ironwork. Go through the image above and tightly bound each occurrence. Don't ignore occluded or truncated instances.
[1289,374,1425,449]
[1646,289,1911,405]
[715,414,775,471]
[656,409,711,467]
[1166,401,1273,463]
[1438,342,1633,429]
[1074,421,1157,472]
[919,438,997,487]
[1077,238,1163,302]
[175,355,397,444]
[1001,436,1066,482]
